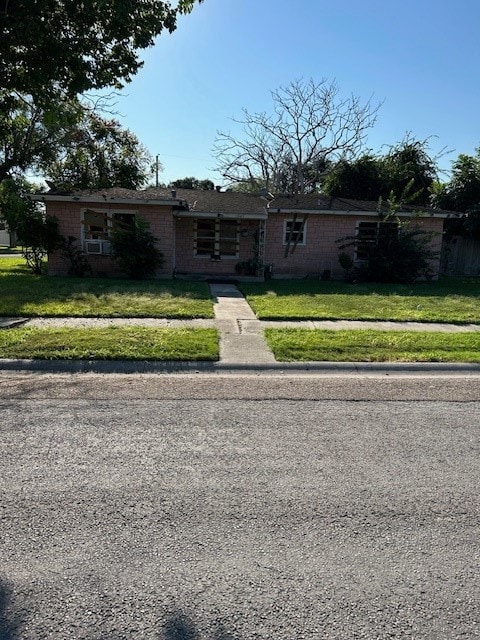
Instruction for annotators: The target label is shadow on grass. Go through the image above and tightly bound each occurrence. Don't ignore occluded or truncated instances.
[238,276,480,299]
[0,269,213,317]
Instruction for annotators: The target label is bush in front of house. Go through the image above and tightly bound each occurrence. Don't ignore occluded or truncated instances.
[338,221,439,284]
[110,216,163,279]
[357,223,438,283]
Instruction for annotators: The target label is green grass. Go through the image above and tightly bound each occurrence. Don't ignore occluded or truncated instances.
[0,327,219,361]
[0,258,213,318]
[0,246,22,254]
[265,328,480,362]
[239,278,480,323]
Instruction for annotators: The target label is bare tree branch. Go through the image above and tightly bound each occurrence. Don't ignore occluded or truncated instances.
[213,78,382,194]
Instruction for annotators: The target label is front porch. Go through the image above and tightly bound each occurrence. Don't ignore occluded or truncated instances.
[173,211,267,279]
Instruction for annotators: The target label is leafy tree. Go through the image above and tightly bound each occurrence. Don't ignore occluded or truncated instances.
[0,1,202,184]
[0,177,33,233]
[323,138,438,205]
[432,151,480,239]
[17,213,64,275]
[0,177,64,273]
[170,177,215,190]
[214,77,380,194]
[322,154,385,200]
[433,152,480,212]
[110,217,163,279]
[0,92,81,182]
[382,138,438,206]
[1,1,202,102]
[44,112,152,190]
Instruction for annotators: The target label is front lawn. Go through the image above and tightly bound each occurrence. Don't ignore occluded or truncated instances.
[0,258,213,318]
[265,328,480,362]
[0,327,219,361]
[240,278,480,323]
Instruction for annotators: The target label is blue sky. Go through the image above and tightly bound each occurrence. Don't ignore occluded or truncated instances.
[110,0,480,186]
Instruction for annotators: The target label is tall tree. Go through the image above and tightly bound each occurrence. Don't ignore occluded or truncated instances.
[213,78,380,194]
[0,1,202,183]
[323,138,439,205]
[0,92,81,182]
[433,152,480,213]
[1,0,202,102]
[432,150,480,238]
[321,154,384,201]
[44,112,153,190]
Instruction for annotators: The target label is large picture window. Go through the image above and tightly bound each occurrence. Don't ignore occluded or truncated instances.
[356,220,398,260]
[195,218,239,258]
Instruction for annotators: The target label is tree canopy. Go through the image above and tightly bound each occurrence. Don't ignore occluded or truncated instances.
[0,92,81,182]
[1,0,202,102]
[44,112,153,191]
[213,78,380,194]
[433,152,480,213]
[432,150,480,238]
[170,176,215,190]
[322,138,439,206]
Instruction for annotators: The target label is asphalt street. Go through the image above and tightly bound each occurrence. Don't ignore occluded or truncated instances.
[1,372,479,639]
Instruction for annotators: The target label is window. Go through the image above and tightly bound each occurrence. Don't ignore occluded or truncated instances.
[356,220,398,260]
[283,219,306,245]
[195,218,239,258]
[82,209,136,240]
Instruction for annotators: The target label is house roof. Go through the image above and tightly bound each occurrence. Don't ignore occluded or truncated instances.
[267,194,460,218]
[33,187,460,218]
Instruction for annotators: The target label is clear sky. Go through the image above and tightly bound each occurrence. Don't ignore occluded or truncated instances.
[109,0,480,187]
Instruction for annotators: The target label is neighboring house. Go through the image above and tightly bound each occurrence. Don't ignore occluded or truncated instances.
[0,216,15,247]
[31,188,458,280]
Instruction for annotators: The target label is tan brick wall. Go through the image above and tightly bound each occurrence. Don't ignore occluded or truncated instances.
[46,201,174,277]
[264,213,444,279]
[45,202,445,280]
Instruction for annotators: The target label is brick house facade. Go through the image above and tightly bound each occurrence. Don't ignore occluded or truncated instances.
[32,188,455,280]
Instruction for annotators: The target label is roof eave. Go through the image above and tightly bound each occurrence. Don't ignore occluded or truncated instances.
[269,208,456,218]
[29,194,186,206]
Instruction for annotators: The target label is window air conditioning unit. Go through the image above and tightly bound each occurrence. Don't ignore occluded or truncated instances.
[85,240,102,254]
[85,240,111,255]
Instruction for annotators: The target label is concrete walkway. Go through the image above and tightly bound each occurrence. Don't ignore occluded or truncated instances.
[210,283,276,364]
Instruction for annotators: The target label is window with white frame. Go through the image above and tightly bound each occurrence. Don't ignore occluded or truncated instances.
[355,220,398,260]
[283,219,307,245]
[195,218,239,258]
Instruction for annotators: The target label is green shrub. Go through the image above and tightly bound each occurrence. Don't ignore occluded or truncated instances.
[110,217,163,279]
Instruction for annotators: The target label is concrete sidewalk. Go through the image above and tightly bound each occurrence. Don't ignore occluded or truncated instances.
[1,282,480,370]
[210,283,277,364]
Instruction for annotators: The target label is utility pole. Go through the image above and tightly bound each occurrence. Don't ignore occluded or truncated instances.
[155,155,160,188]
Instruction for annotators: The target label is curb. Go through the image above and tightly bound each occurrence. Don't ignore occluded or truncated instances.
[1,358,480,375]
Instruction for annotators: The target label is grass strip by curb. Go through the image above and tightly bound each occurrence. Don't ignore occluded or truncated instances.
[0,327,219,361]
[264,328,480,362]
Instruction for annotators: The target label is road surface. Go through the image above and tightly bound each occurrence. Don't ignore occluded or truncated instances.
[1,372,479,639]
